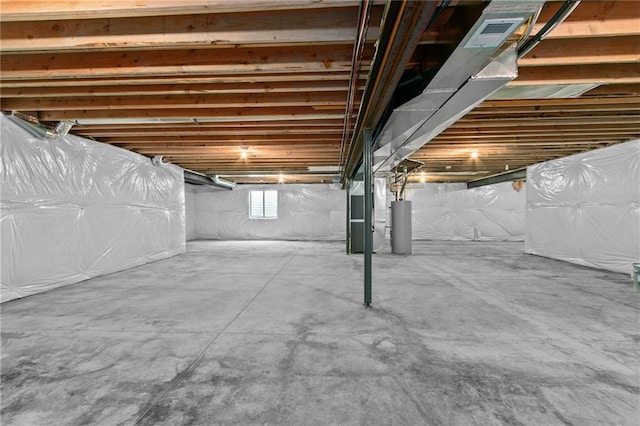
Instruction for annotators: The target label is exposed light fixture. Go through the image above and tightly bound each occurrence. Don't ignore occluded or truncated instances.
[419,172,426,183]
[471,150,479,159]
[505,164,510,171]
[278,173,285,183]
[240,147,248,159]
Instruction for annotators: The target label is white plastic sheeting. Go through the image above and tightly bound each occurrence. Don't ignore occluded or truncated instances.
[404,181,526,241]
[0,114,185,303]
[194,184,345,240]
[373,178,387,251]
[185,184,197,241]
[525,140,640,274]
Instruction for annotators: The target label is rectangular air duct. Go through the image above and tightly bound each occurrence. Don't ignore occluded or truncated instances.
[373,0,544,173]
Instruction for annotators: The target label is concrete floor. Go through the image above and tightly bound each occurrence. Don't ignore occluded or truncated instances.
[1,240,638,425]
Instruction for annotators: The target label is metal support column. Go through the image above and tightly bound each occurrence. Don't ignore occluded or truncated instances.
[363,129,373,306]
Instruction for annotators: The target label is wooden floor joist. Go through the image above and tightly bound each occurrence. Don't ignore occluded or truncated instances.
[1,0,638,182]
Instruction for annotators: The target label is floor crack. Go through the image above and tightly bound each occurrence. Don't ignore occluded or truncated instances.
[134,252,297,424]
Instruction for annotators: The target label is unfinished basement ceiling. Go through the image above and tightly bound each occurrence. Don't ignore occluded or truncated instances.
[1,0,639,184]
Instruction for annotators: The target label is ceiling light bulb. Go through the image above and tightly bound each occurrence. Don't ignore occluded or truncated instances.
[240,147,248,159]
[420,172,426,183]
[278,173,284,183]
[470,150,479,159]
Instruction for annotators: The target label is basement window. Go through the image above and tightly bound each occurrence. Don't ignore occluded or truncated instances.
[249,190,278,219]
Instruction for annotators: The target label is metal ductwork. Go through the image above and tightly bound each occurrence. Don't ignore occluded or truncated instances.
[7,112,74,139]
[467,167,526,189]
[211,175,236,190]
[184,169,235,190]
[372,0,544,173]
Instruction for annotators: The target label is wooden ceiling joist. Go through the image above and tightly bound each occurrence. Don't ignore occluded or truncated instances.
[73,118,345,131]
[111,143,343,151]
[0,72,357,89]
[583,83,640,97]
[37,107,348,121]
[2,91,354,111]
[428,137,638,146]
[446,123,640,134]
[2,44,365,80]
[533,1,640,38]
[135,150,341,158]
[80,127,343,138]
[0,7,382,53]
[468,97,640,116]
[434,131,640,140]
[100,135,340,145]
[518,35,640,67]
[453,115,640,127]
[513,63,640,85]
[0,0,371,21]
[415,152,612,161]
[479,97,640,108]
[173,160,339,166]
[427,140,620,147]
[0,81,358,99]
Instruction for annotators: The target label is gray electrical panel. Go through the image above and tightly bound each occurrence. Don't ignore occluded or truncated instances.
[350,195,364,253]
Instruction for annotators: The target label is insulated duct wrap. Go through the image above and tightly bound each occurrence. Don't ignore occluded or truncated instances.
[525,140,640,274]
[403,182,525,241]
[193,184,345,240]
[0,114,186,303]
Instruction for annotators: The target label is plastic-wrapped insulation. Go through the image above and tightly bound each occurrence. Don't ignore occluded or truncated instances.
[0,114,185,303]
[525,140,640,274]
[191,184,346,241]
[404,182,526,241]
